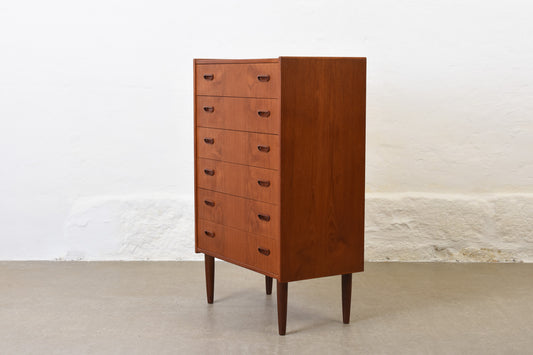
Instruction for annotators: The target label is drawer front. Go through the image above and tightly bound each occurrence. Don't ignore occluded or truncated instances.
[197,127,279,169]
[197,158,279,204]
[196,96,280,134]
[196,63,280,98]
[198,219,251,266]
[198,219,279,275]
[197,189,279,238]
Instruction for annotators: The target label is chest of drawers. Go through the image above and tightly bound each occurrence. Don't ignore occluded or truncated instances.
[194,57,366,335]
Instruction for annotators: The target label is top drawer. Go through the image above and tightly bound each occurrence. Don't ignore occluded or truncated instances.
[195,63,280,98]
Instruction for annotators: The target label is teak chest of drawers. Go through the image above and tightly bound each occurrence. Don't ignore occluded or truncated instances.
[194,57,366,335]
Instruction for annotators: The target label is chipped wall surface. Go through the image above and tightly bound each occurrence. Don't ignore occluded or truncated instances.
[64,195,196,261]
[59,193,533,262]
[366,194,533,262]
[1,0,532,261]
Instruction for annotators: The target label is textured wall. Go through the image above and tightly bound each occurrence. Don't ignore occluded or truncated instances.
[366,194,533,262]
[60,194,533,262]
[1,0,532,261]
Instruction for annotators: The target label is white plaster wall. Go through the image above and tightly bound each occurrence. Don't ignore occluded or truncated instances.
[0,0,532,261]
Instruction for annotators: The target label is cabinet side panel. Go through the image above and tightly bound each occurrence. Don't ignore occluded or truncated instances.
[280,57,366,282]
[194,59,199,253]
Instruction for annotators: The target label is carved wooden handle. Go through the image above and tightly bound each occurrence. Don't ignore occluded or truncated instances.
[258,214,271,222]
[257,75,270,82]
[257,180,271,187]
[204,230,215,238]
[203,74,214,80]
[204,138,214,144]
[257,145,270,153]
[258,247,270,256]
[257,111,270,118]
[204,200,215,207]
[203,106,215,113]
[203,169,215,176]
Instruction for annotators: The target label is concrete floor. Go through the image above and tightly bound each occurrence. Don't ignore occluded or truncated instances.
[0,262,531,355]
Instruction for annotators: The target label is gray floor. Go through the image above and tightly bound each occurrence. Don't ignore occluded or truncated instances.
[0,262,531,355]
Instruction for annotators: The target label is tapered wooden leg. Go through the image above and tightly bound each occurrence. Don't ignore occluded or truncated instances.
[277,281,288,335]
[204,254,214,304]
[265,276,273,295]
[342,273,352,324]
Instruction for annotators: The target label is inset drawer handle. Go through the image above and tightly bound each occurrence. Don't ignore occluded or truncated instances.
[204,169,215,176]
[258,247,271,256]
[204,200,215,207]
[204,230,215,238]
[258,214,271,222]
[257,180,271,187]
[203,74,214,81]
[257,145,270,153]
[257,110,270,118]
[203,106,215,113]
[204,137,215,144]
[257,75,270,82]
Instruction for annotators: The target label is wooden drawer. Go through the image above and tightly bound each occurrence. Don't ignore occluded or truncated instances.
[197,127,279,170]
[197,158,279,204]
[196,63,280,98]
[197,188,279,238]
[197,219,279,275]
[196,96,280,134]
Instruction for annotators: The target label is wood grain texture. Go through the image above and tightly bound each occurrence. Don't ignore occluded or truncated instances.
[194,57,366,335]
[196,158,280,204]
[196,63,280,98]
[198,219,279,276]
[279,57,366,282]
[197,188,280,238]
[197,127,280,169]
[196,96,280,134]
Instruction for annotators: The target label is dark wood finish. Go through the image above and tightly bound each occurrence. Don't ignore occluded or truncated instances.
[194,57,366,335]
[196,158,280,204]
[342,273,352,324]
[196,63,280,98]
[279,57,366,282]
[197,127,280,169]
[265,276,273,295]
[277,281,288,335]
[204,254,214,304]
[196,96,280,134]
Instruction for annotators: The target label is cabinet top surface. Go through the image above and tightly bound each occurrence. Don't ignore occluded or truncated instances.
[195,58,279,64]
[194,57,366,65]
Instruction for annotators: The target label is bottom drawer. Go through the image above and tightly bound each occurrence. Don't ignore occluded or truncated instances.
[197,219,279,276]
